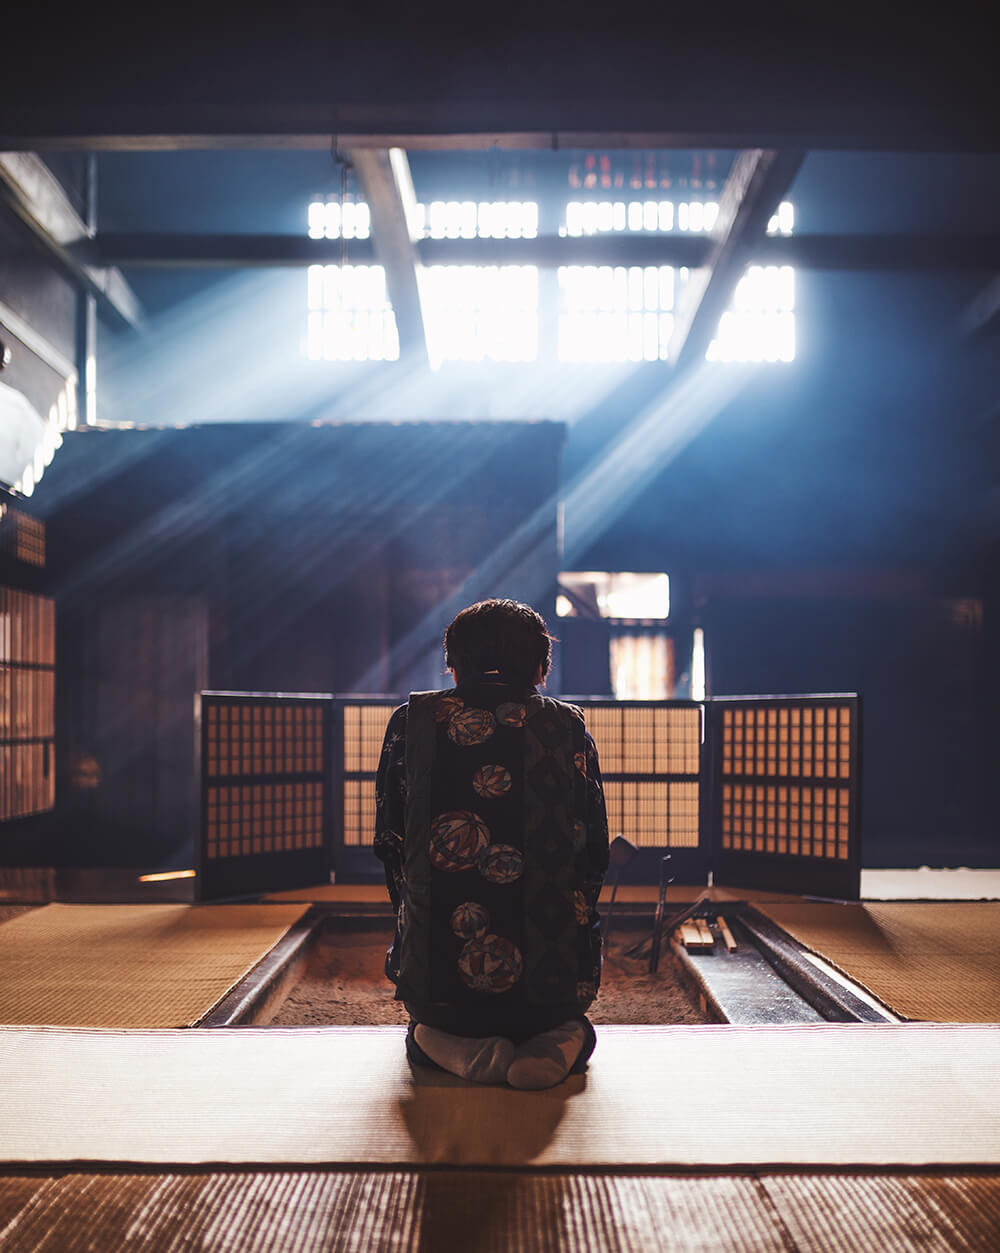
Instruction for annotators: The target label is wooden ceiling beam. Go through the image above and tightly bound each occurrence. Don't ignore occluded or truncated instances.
[0,131,802,153]
[88,233,1000,271]
[0,153,144,330]
[342,148,428,365]
[667,149,804,370]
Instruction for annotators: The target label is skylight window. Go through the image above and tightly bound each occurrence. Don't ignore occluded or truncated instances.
[306,264,399,361]
[767,202,795,236]
[559,203,797,364]
[558,266,677,363]
[561,200,721,237]
[422,266,538,365]
[420,201,538,240]
[308,200,371,240]
[308,199,538,241]
[304,197,796,366]
[561,198,793,238]
[706,265,796,363]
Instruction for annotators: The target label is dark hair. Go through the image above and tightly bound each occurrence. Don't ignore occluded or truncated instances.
[444,599,554,688]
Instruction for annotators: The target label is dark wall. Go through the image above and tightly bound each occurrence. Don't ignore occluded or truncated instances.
[58,597,208,867]
[562,269,998,867]
[705,593,986,867]
[31,420,564,866]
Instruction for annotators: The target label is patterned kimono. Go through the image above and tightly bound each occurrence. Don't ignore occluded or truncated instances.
[374,680,610,1038]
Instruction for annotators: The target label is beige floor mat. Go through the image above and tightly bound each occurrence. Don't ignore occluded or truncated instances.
[0,903,307,1028]
[1,1022,997,1167]
[757,901,1000,1022]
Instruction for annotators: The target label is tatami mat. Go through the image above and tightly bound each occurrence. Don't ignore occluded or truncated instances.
[0,1170,997,1253]
[0,903,307,1028]
[757,902,1000,1023]
[2,1023,998,1167]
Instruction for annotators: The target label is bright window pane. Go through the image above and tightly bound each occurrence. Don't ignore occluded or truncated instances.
[422,266,538,364]
[303,265,399,362]
[558,266,678,362]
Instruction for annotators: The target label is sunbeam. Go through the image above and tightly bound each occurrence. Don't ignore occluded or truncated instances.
[356,359,757,690]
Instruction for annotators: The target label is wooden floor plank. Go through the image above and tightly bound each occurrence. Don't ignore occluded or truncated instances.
[414,1172,792,1252]
[0,1179,54,1243]
[632,1175,793,1252]
[761,1173,1000,1253]
[2,1171,998,1252]
[0,1173,423,1253]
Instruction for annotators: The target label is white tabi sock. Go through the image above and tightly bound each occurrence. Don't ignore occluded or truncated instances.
[413,1024,515,1084]
[505,1021,587,1091]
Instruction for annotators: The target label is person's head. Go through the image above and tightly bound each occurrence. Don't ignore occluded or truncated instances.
[444,599,554,688]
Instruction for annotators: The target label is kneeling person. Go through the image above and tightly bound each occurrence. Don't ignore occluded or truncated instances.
[374,599,610,1089]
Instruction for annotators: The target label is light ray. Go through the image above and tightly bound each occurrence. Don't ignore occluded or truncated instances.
[359,359,757,691]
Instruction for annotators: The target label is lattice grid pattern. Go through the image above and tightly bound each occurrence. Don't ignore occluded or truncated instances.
[203,698,328,861]
[0,505,45,567]
[205,702,324,779]
[581,702,701,848]
[720,702,853,860]
[342,701,401,847]
[586,704,701,775]
[0,587,55,821]
[205,782,324,859]
[601,779,700,848]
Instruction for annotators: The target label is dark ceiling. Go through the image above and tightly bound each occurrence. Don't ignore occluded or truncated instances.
[4,1,997,150]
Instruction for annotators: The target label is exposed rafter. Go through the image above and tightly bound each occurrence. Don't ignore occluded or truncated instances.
[667,149,804,370]
[342,148,427,364]
[91,233,704,268]
[89,232,1000,272]
[0,132,819,153]
[0,298,76,379]
[0,152,144,330]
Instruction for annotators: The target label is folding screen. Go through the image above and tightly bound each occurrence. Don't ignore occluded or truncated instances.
[708,695,861,899]
[571,699,706,881]
[328,696,706,881]
[197,693,332,900]
[198,691,861,899]
[332,697,402,879]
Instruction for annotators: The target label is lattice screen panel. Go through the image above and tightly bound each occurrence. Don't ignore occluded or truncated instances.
[340,700,401,847]
[576,701,702,849]
[0,503,45,568]
[204,699,326,859]
[199,694,332,899]
[0,587,55,822]
[601,779,701,848]
[205,780,324,859]
[719,701,853,861]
